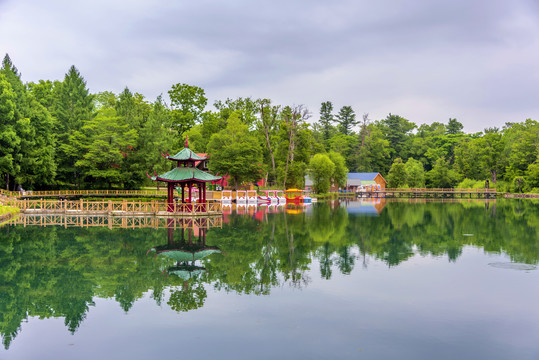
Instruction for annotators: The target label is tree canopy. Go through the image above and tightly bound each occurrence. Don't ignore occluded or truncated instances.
[1,53,538,192]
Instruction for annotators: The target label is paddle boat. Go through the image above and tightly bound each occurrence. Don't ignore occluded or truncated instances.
[276,190,286,204]
[221,190,232,202]
[247,190,258,203]
[236,190,247,202]
[258,190,278,204]
[285,189,312,204]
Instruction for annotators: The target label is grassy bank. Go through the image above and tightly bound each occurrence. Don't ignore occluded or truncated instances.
[0,204,20,224]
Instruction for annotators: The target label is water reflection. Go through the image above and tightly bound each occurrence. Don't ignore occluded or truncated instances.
[148,223,224,312]
[0,198,538,349]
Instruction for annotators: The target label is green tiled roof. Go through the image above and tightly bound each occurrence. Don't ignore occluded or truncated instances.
[153,166,221,182]
[167,148,207,161]
[150,246,223,262]
[167,265,206,281]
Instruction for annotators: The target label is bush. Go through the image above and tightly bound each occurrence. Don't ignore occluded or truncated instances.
[457,178,487,189]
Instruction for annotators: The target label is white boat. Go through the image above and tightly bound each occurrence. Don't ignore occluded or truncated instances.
[258,190,278,204]
[275,190,286,204]
[221,190,232,202]
[236,190,247,202]
[247,190,258,203]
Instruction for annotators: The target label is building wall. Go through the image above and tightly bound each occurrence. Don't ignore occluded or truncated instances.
[374,173,387,190]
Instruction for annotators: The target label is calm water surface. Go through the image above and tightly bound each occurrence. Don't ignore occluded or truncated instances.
[1,199,538,359]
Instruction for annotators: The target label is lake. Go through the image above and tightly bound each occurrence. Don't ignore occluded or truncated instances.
[1,199,538,359]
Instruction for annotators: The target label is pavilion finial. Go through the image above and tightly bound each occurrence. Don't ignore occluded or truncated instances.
[185,135,188,148]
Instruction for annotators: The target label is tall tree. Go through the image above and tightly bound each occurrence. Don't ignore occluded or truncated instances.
[54,65,94,187]
[318,101,334,143]
[0,74,19,189]
[328,151,348,188]
[387,158,407,188]
[256,99,279,183]
[446,118,463,135]
[336,106,357,136]
[308,153,335,194]
[378,114,416,161]
[207,112,263,189]
[168,83,207,141]
[75,108,137,188]
[427,158,458,188]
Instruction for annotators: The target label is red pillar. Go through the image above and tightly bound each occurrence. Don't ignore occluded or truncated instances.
[181,184,185,203]
[167,182,174,212]
[188,183,192,203]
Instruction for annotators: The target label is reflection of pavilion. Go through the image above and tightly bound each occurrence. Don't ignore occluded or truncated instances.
[148,220,223,287]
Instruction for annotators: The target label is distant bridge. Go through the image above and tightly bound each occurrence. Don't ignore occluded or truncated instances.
[360,188,500,198]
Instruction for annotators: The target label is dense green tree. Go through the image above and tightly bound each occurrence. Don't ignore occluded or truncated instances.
[214,97,257,128]
[54,65,94,187]
[526,156,539,190]
[378,114,416,161]
[255,99,280,183]
[427,158,458,188]
[168,83,207,141]
[328,151,348,188]
[207,112,263,188]
[446,118,463,134]
[276,105,311,189]
[357,125,391,174]
[318,101,335,143]
[75,108,137,188]
[0,74,19,189]
[308,153,335,193]
[336,105,357,136]
[480,128,506,183]
[404,158,425,187]
[329,134,359,171]
[387,158,407,188]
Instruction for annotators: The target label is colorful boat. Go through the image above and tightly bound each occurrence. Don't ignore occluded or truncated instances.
[258,190,278,204]
[247,190,258,203]
[236,190,247,202]
[276,190,286,204]
[285,189,312,204]
[221,190,232,202]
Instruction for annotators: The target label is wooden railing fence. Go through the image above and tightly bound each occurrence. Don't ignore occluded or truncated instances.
[4,198,222,215]
[10,214,223,229]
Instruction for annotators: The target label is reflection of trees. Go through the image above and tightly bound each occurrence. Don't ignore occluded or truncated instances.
[350,199,539,266]
[0,199,538,348]
[168,283,207,313]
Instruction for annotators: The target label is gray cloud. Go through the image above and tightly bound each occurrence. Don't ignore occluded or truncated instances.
[1,0,539,131]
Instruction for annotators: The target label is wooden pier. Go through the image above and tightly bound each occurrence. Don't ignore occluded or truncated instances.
[358,188,500,199]
[2,198,222,217]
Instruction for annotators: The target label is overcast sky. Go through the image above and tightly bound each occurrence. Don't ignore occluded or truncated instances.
[1,0,539,132]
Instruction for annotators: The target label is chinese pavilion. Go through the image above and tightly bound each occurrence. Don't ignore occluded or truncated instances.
[149,139,221,212]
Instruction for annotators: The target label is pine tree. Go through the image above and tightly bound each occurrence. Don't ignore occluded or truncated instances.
[54,65,94,187]
[336,106,357,136]
[319,101,334,143]
[0,74,20,189]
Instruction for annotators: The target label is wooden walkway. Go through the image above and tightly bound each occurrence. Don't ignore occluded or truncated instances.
[359,188,500,198]
[8,214,223,229]
[0,189,169,198]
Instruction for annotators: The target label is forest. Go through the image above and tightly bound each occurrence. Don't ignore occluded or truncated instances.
[1,54,538,193]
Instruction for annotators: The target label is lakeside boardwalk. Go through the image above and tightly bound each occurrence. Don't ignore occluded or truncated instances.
[2,198,222,217]
[360,188,501,198]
